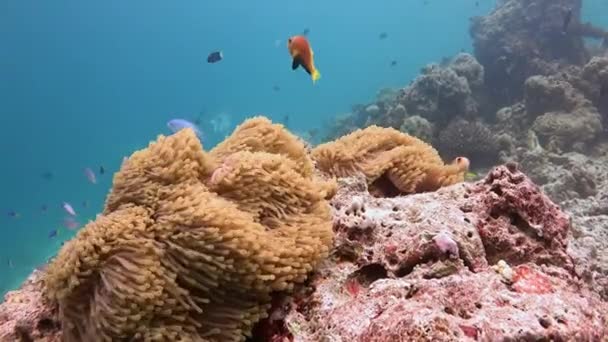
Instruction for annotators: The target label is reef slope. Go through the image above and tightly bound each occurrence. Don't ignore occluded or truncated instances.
[3,164,607,341]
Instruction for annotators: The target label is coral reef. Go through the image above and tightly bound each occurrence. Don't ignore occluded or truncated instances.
[322,54,485,145]
[324,0,608,164]
[308,1,608,337]
[324,112,364,141]
[468,164,573,269]
[261,165,608,340]
[5,0,608,339]
[42,117,335,341]
[283,266,606,341]
[311,125,469,196]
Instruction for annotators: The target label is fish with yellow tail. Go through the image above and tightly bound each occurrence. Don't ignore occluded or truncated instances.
[287,35,321,83]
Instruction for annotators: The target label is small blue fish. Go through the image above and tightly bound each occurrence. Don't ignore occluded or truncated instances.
[48,229,58,238]
[167,119,203,138]
[7,211,19,218]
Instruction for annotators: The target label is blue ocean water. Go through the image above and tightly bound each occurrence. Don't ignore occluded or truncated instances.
[0,0,605,297]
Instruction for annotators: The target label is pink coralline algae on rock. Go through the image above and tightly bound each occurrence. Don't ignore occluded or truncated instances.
[467,162,575,270]
[0,271,61,342]
[433,232,460,259]
[258,164,608,341]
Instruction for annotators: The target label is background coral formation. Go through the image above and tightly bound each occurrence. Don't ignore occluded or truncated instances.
[323,0,608,173]
[43,117,335,341]
[470,0,607,108]
[438,118,499,164]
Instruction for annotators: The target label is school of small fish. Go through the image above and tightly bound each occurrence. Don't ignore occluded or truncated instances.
[4,162,108,271]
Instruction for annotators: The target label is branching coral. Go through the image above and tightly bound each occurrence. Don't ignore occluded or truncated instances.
[311,125,468,196]
[43,117,334,341]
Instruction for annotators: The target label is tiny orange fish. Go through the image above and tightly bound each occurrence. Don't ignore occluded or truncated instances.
[287,35,321,83]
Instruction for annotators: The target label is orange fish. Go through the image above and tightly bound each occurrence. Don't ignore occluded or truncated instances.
[287,35,321,83]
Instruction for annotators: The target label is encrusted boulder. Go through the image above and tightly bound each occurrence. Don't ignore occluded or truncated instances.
[259,164,608,341]
[0,271,61,341]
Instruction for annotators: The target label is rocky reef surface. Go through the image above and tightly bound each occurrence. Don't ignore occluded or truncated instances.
[255,164,608,341]
[517,146,608,299]
[0,271,60,342]
[322,0,608,306]
[3,165,608,341]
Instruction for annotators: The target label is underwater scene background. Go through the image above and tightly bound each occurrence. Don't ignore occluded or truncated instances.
[0,0,607,300]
